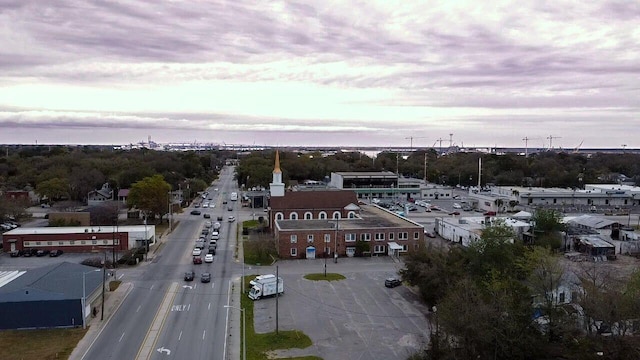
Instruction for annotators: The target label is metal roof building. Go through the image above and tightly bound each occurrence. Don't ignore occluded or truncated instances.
[0,262,103,329]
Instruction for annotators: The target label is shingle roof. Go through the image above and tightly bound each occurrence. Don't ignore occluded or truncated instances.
[0,262,103,302]
[270,190,358,210]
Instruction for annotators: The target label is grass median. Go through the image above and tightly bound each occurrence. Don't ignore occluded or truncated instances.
[242,276,322,360]
[303,273,346,281]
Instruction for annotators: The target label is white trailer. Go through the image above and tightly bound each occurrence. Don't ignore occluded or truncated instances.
[248,276,284,300]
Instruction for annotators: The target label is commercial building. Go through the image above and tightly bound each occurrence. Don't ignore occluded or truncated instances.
[2,225,155,254]
[435,215,531,247]
[329,171,452,200]
[0,262,103,329]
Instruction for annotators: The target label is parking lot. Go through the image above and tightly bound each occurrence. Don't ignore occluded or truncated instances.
[250,257,430,360]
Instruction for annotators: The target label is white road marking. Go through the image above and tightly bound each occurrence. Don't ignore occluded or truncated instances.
[202,330,206,340]
[119,332,125,342]
[223,279,232,358]
[208,302,211,310]
[150,284,154,291]
[178,331,182,341]
[187,304,191,312]
[118,274,124,280]
[136,305,141,313]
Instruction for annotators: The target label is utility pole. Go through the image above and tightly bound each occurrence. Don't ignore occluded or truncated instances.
[275,265,279,334]
[423,153,427,183]
[449,133,453,148]
[404,136,425,152]
[522,137,531,157]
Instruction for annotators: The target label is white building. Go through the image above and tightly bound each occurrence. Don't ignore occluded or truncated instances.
[435,216,531,246]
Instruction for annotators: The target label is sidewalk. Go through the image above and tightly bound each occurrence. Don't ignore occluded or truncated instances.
[68,282,134,360]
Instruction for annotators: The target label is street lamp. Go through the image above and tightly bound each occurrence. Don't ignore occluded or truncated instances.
[224,305,246,360]
[82,269,101,329]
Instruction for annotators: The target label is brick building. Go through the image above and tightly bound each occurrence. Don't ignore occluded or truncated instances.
[2,225,154,254]
[267,150,424,259]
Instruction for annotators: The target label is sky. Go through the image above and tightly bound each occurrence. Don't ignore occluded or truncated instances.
[0,0,638,148]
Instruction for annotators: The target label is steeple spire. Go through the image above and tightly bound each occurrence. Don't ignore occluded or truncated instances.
[274,150,282,174]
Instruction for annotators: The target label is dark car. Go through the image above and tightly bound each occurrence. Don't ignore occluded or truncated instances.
[201,272,211,283]
[36,249,50,257]
[217,216,223,221]
[203,213,211,219]
[193,256,203,264]
[222,200,228,204]
[448,211,460,216]
[385,277,402,288]
[227,206,233,211]
[207,247,216,255]
[49,249,63,257]
[10,250,23,257]
[184,271,195,281]
[190,210,202,215]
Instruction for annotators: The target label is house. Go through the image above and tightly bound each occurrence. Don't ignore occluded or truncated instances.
[117,189,130,204]
[87,183,113,206]
[268,151,423,259]
[0,262,103,329]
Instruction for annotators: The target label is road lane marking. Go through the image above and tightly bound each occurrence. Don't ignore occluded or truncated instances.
[119,332,125,342]
[187,304,191,312]
[118,274,124,280]
[136,305,141,313]
[135,282,179,360]
[178,331,182,341]
[222,279,233,359]
[208,302,211,310]
[202,330,206,340]
[150,284,154,291]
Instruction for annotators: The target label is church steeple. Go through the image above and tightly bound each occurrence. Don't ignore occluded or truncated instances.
[270,150,285,197]
[273,150,282,174]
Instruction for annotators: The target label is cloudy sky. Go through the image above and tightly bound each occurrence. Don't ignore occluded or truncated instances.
[0,1,638,148]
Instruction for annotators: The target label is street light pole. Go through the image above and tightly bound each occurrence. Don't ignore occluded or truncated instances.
[224,305,246,360]
[82,269,100,329]
[334,215,339,263]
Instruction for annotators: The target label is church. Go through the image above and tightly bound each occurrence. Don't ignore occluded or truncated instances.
[267,151,424,259]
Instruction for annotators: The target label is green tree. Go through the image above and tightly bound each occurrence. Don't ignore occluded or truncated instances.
[36,177,69,201]
[127,174,171,223]
[532,209,565,250]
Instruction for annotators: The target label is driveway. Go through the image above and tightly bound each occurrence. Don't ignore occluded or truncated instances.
[250,257,430,360]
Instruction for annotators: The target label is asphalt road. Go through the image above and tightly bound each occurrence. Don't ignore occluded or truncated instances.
[81,166,240,360]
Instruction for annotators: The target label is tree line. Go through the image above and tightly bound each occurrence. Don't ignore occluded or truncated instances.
[0,145,232,221]
[235,149,640,189]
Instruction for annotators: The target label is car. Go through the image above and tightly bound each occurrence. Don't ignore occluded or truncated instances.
[453,203,462,209]
[204,254,214,263]
[10,250,23,257]
[195,241,205,249]
[36,249,50,257]
[190,210,202,215]
[202,202,209,208]
[217,216,223,221]
[214,188,218,191]
[483,211,497,216]
[192,248,202,256]
[184,271,195,281]
[201,228,209,235]
[201,272,211,283]
[222,200,228,204]
[448,211,460,216]
[203,213,211,219]
[207,247,216,255]
[49,249,63,257]
[194,203,200,208]
[213,222,221,230]
[193,256,203,264]
[385,277,402,288]
[228,216,235,222]
[424,231,436,238]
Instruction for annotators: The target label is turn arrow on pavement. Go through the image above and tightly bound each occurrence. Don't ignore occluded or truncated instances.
[157,347,171,355]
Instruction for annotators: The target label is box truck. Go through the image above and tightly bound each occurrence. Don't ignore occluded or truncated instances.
[248,276,284,300]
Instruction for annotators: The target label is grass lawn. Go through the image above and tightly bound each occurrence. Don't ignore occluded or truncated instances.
[303,273,346,281]
[242,277,322,360]
[0,328,87,360]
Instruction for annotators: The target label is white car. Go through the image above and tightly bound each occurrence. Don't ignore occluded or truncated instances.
[192,248,202,256]
[204,254,214,263]
[228,216,235,222]
[453,203,462,209]
[202,202,209,208]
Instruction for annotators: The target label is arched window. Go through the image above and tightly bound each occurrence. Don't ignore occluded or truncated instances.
[304,212,313,220]
[318,211,327,220]
[275,212,284,221]
[348,211,357,218]
[332,211,341,219]
[290,212,298,220]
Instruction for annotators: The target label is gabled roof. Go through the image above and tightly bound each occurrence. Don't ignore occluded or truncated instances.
[0,262,103,302]
[270,190,358,210]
